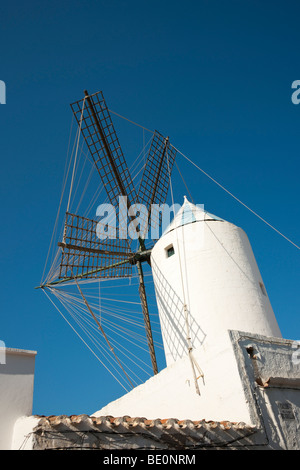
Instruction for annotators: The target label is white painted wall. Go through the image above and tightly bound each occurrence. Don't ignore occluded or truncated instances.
[0,348,36,450]
[11,416,40,450]
[93,334,252,423]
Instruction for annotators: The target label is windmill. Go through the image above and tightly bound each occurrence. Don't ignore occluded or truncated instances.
[38,90,177,383]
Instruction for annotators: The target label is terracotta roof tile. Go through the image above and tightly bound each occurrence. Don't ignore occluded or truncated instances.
[34,414,253,432]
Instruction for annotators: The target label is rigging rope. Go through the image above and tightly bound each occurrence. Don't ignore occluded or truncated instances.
[51,291,157,386]
[66,98,86,214]
[41,103,299,397]
[40,116,75,285]
[106,107,299,250]
[165,146,204,396]
[108,108,154,134]
[70,268,135,389]
[172,145,300,250]
[45,266,163,385]
[43,289,131,392]
[52,289,151,384]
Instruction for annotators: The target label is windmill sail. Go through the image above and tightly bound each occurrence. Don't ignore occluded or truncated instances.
[137,131,177,240]
[40,89,178,381]
[58,212,133,281]
[71,90,138,239]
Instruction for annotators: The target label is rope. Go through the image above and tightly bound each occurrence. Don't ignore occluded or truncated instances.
[64,103,299,251]
[95,106,300,251]
[66,98,86,214]
[53,289,151,384]
[70,268,135,389]
[54,289,142,385]
[108,108,154,134]
[173,145,300,250]
[174,160,195,204]
[43,289,131,392]
[40,116,75,285]
[165,146,203,395]
[45,271,163,382]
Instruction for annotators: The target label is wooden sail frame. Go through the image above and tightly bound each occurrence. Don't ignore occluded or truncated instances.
[39,90,177,377]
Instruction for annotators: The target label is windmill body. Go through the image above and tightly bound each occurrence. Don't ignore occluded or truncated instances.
[151,197,282,368]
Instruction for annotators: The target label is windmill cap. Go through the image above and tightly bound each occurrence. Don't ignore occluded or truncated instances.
[161,196,224,236]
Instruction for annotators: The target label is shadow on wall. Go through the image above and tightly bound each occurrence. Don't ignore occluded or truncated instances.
[151,258,206,363]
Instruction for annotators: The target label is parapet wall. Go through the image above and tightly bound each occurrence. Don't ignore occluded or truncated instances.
[0,348,36,450]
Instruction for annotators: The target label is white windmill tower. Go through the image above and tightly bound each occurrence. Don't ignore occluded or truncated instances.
[151,196,281,368]
[94,196,283,423]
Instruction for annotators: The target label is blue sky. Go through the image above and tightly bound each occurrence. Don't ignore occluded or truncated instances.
[0,0,299,416]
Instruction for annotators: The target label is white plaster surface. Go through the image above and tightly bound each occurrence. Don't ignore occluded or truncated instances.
[93,335,252,424]
[11,416,40,450]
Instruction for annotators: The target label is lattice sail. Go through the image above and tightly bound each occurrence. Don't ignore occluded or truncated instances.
[41,90,181,379]
[58,212,133,280]
[137,131,177,239]
[71,91,137,216]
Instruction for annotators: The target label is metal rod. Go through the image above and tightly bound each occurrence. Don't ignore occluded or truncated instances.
[58,241,133,257]
[183,303,201,395]
[136,259,158,375]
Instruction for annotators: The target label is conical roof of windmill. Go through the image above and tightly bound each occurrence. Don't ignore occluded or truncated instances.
[162,196,225,236]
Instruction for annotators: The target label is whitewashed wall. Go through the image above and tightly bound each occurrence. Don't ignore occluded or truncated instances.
[0,348,36,450]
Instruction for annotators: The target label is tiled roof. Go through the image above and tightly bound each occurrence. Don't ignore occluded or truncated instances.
[36,414,252,430]
[33,415,258,450]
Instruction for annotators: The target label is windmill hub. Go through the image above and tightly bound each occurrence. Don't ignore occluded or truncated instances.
[128,249,152,265]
